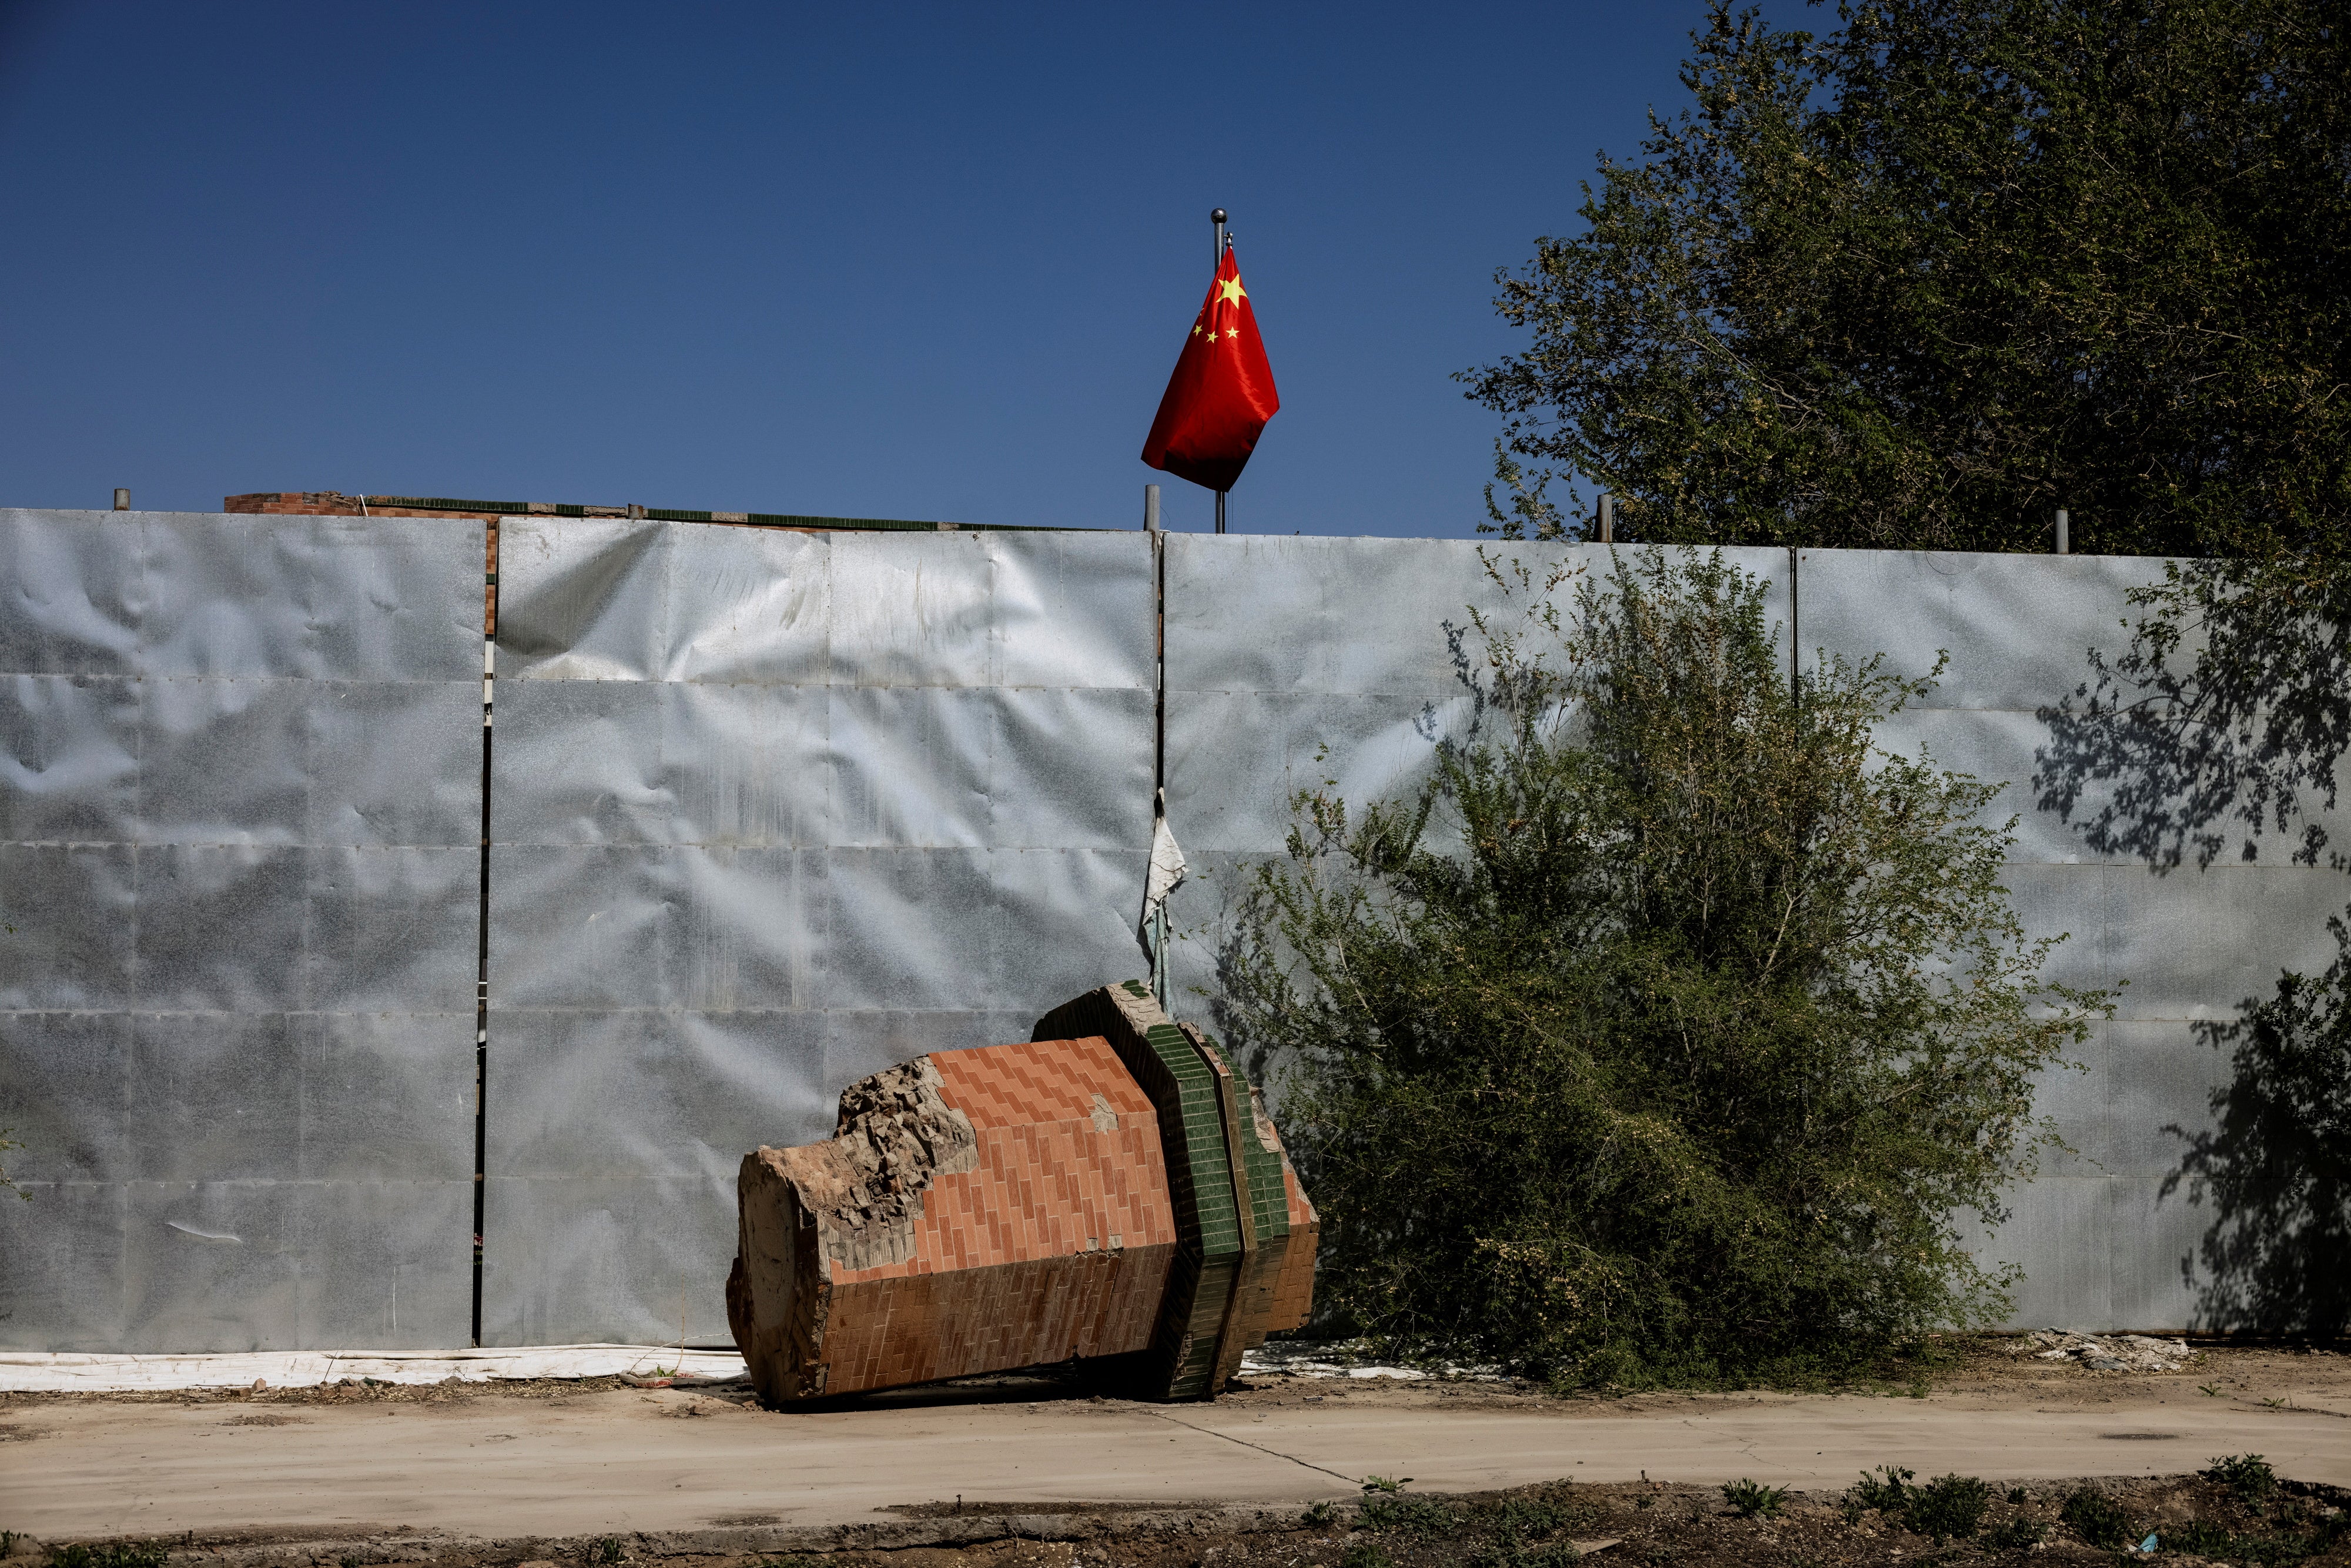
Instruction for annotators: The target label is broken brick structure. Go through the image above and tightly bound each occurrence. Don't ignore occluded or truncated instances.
[726,982,1315,1405]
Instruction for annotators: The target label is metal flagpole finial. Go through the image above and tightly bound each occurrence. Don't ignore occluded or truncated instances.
[1211,209,1226,266]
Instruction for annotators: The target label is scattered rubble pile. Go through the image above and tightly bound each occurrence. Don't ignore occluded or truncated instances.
[727,981,1317,1406]
[2011,1329,2196,1372]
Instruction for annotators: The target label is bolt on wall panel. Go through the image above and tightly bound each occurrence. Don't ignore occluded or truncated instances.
[484,520,1156,1345]
[0,510,482,1351]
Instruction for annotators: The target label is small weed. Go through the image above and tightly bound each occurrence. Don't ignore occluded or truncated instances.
[1985,1517,2047,1550]
[2205,1453,2278,1505]
[1853,1465,1917,1512]
[2199,1382,2223,1397]
[1840,1496,1867,1526]
[1903,1474,1991,1543]
[2007,1487,2028,1505]
[1908,1378,1930,1399]
[1303,1501,1338,1527]
[2261,1396,2289,1410]
[1489,1494,1583,1539]
[590,1539,625,1565]
[1360,1495,1458,1537]
[1635,1495,1656,1511]
[1361,1475,1406,1493]
[2062,1487,2134,1550]
[1339,1543,1394,1568]
[1722,1479,1787,1519]
[1471,1544,1585,1568]
[340,1557,362,1568]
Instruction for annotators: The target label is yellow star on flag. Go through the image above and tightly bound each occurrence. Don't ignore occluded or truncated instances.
[1217,276,1247,307]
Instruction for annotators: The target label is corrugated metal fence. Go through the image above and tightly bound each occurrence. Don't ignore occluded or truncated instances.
[2,510,2339,1347]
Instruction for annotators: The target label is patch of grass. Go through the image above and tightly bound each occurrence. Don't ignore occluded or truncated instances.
[1721,1479,1787,1519]
[590,1539,626,1565]
[1359,1495,1459,1537]
[1339,1543,1394,1568]
[1851,1465,1916,1512]
[1302,1501,1339,1527]
[1485,1493,1588,1540]
[48,1548,170,1568]
[1361,1475,1407,1493]
[2061,1487,2134,1550]
[2005,1487,2028,1505]
[2205,1452,2278,1505]
[1901,1474,1991,1543]
[1984,1517,2047,1550]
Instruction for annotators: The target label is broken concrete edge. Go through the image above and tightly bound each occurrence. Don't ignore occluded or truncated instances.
[45,1476,2351,1566]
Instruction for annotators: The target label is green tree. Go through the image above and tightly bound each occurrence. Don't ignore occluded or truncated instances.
[1228,551,2109,1382]
[1462,0,2350,558]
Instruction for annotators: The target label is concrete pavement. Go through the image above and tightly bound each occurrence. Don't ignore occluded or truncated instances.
[4,1383,2347,1541]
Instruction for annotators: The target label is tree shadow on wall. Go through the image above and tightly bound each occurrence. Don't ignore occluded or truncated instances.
[2160,913,2351,1337]
[2036,561,2351,1334]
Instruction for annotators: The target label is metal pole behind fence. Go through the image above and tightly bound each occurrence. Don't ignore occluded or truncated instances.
[112,488,129,511]
[2055,508,2070,555]
[1596,493,1614,544]
[1144,483,1161,532]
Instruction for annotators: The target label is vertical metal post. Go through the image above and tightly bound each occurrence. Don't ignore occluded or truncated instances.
[1215,491,1226,535]
[2055,508,2070,555]
[1596,493,1613,544]
[1213,207,1226,266]
[112,488,129,511]
[1144,483,1161,532]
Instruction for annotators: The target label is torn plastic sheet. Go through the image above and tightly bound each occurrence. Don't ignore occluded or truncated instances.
[0,1343,748,1392]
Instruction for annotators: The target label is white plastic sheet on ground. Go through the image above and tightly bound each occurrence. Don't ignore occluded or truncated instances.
[0,1343,748,1392]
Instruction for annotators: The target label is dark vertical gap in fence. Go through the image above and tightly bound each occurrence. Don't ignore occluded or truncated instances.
[1789,544,1801,703]
[471,520,497,1348]
[1154,530,1166,795]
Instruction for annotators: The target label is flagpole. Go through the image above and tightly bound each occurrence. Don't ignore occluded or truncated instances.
[1212,207,1228,535]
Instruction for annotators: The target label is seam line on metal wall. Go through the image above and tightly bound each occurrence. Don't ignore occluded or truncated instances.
[471,519,497,1348]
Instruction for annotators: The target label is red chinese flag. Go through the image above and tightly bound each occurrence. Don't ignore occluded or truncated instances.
[1141,247,1280,492]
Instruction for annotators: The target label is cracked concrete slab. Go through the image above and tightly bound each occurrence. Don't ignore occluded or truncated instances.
[5,1383,2349,1541]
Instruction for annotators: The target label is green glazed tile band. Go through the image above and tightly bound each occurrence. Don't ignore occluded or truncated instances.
[1032,981,1248,1400]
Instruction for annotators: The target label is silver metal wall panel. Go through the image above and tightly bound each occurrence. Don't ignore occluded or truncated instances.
[0,509,481,1351]
[483,521,1155,1345]
[1795,550,2346,1329]
[1158,535,1788,1027]
[1161,536,2336,1331]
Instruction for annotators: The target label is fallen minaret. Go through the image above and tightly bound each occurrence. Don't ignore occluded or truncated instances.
[725,981,1316,1403]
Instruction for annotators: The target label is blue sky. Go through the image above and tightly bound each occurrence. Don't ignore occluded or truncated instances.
[0,1,1707,535]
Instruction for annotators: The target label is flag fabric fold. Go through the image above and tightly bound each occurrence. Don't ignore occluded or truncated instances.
[1141,247,1279,492]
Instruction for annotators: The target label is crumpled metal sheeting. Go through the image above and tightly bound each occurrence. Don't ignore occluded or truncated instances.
[0,510,484,1351]
[485,521,1156,1345]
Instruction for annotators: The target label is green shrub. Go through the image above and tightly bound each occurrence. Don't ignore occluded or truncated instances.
[1984,1517,2047,1550]
[2061,1488,2134,1549]
[1901,1474,1991,1542]
[1721,1480,1787,1520]
[1228,551,2108,1382]
[1852,1466,1916,1512]
[2206,1453,2279,1505]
